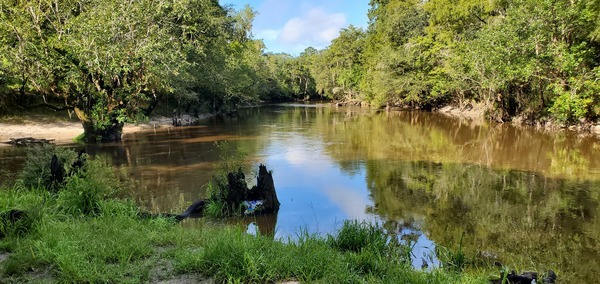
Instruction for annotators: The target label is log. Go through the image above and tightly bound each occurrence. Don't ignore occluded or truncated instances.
[6,137,55,145]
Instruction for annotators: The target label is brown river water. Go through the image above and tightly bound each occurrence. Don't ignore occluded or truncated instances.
[2,103,600,281]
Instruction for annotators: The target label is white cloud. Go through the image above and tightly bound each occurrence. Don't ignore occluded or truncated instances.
[255,29,280,41]
[323,185,375,221]
[278,8,346,49]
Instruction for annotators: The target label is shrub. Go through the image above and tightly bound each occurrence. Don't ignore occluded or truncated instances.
[205,142,251,217]
[18,146,126,217]
[19,145,78,190]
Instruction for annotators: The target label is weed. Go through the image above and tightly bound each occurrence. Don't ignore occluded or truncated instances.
[19,145,78,190]
[327,220,389,253]
[203,199,227,219]
[437,234,471,271]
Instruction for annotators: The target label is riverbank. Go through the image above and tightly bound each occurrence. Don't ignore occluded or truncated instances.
[0,115,210,147]
[0,147,494,283]
[437,103,600,136]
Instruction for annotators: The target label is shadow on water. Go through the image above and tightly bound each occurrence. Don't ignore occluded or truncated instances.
[2,104,600,281]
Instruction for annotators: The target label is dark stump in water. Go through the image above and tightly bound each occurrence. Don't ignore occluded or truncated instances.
[172,164,280,221]
[140,164,281,222]
[48,154,64,191]
[247,164,280,214]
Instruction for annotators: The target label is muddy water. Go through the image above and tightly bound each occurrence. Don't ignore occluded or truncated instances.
[3,104,600,281]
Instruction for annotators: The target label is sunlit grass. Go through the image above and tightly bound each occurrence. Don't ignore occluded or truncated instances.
[0,146,494,283]
[0,185,494,283]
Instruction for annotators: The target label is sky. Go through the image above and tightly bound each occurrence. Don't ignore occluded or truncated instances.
[220,0,370,55]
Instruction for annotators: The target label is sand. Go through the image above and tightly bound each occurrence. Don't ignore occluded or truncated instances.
[0,116,178,147]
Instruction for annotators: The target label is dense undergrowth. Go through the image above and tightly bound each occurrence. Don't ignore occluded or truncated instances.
[0,146,496,283]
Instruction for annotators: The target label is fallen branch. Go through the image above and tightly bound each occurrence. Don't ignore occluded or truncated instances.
[6,137,55,146]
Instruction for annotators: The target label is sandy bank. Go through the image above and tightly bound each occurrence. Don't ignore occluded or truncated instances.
[437,104,600,136]
[0,115,206,147]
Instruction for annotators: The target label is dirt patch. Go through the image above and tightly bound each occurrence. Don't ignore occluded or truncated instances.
[437,103,600,137]
[437,103,486,122]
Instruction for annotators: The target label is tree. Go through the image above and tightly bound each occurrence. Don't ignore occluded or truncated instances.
[0,0,245,141]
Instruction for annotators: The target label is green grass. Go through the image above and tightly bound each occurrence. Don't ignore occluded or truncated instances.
[0,185,495,283]
[0,147,495,283]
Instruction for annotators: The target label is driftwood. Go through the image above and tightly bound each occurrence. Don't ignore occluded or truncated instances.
[6,137,55,146]
[176,199,206,221]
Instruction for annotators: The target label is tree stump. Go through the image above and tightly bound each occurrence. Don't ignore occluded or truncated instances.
[248,164,280,214]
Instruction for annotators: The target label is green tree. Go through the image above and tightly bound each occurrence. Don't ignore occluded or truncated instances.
[0,0,259,141]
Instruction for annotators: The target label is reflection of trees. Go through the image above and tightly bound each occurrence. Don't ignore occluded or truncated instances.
[253,106,600,280]
[366,160,600,282]
[320,110,600,179]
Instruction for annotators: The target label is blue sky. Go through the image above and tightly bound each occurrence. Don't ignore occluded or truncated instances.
[220,0,370,55]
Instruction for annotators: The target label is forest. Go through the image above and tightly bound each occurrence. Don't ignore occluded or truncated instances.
[1,0,600,141]
[301,0,600,125]
[0,0,314,141]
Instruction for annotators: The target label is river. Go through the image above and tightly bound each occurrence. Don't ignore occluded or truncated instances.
[2,103,600,281]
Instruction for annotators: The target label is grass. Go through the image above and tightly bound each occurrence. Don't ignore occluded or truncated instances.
[0,147,495,283]
[0,185,495,283]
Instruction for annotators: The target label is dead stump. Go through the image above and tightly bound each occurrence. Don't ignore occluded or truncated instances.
[247,164,280,213]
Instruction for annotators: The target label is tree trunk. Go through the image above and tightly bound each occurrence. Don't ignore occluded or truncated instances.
[82,120,124,142]
[251,164,280,213]
[75,107,124,142]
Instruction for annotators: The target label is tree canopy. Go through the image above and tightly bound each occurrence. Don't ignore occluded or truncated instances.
[301,0,600,124]
[0,0,315,141]
[2,0,599,140]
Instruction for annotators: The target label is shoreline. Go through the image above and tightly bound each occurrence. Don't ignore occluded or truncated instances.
[0,115,210,147]
[4,104,600,147]
[436,104,600,137]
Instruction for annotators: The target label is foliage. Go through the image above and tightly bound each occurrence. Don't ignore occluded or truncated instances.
[299,0,600,123]
[0,1,309,141]
[205,141,249,217]
[203,188,227,218]
[15,146,126,219]
[19,145,78,190]
[436,235,470,272]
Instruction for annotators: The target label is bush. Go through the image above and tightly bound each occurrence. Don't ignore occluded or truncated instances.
[18,146,126,217]
[0,185,47,240]
[19,145,78,190]
[205,142,251,217]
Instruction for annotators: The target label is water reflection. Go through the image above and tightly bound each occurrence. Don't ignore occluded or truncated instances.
[367,160,600,281]
[2,104,600,282]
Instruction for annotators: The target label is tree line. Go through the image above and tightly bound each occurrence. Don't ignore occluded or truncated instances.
[2,0,599,141]
[299,0,600,124]
[0,0,312,141]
